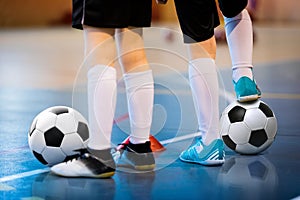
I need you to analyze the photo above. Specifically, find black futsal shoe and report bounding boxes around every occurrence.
[118,141,155,171]
[51,148,115,178]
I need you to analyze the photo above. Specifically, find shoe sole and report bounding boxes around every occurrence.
[117,150,156,171]
[135,164,156,171]
[95,171,115,178]
[179,156,225,166]
[51,171,115,178]
[117,163,156,171]
[238,94,261,102]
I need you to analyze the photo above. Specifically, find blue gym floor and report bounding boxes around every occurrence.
[1,26,300,200]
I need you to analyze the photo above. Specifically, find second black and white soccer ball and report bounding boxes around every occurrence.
[28,106,89,166]
[220,100,277,155]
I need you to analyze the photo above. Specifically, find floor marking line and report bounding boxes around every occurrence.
[0,168,49,183]
[160,132,201,145]
[0,183,16,191]
[262,93,300,100]
[2,145,29,155]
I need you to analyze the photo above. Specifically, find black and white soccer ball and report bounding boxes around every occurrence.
[220,100,277,155]
[28,106,89,166]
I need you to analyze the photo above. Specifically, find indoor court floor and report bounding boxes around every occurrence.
[1,23,300,200]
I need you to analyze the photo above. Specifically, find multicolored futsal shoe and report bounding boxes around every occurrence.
[50,149,115,178]
[118,141,155,171]
[233,76,262,102]
[179,139,225,166]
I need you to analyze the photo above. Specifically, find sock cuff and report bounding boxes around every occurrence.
[224,9,250,23]
[87,64,116,81]
[232,63,253,70]
[189,58,217,78]
[123,70,154,90]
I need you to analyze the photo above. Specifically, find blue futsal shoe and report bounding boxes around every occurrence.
[179,139,225,166]
[233,76,262,102]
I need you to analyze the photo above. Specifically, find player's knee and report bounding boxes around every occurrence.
[218,0,248,18]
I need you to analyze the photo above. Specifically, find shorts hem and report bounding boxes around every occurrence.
[72,22,151,30]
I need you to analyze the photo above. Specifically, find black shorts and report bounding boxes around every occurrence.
[174,0,220,43]
[218,0,248,18]
[72,0,152,30]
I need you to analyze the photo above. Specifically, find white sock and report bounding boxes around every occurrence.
[189,58,220,146]
[224,9,254,82]
[87,65,117,150]
[123,70,154,144]
[232,68,253,82]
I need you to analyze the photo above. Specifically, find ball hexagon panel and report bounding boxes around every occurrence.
[42,147,67,166]
[265,117,277,139]
[29,129,46,153]
[228,122,252,145]
[35,112,57,132]
[44,127,65,147]
[60,134,86,155]
[243,109,267,130]
[56,113,78,134]
[77,122,89,142]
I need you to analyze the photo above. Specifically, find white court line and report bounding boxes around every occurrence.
[0,131,202,183]
[160,132,202,145]
[0,168,50,183]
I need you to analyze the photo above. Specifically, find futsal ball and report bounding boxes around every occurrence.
[220,100,277,155]
[28,106,89,166]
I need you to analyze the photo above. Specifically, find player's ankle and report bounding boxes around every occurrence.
[87,147,116,169]
[232,67,253,82]
[127,141,152,153]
